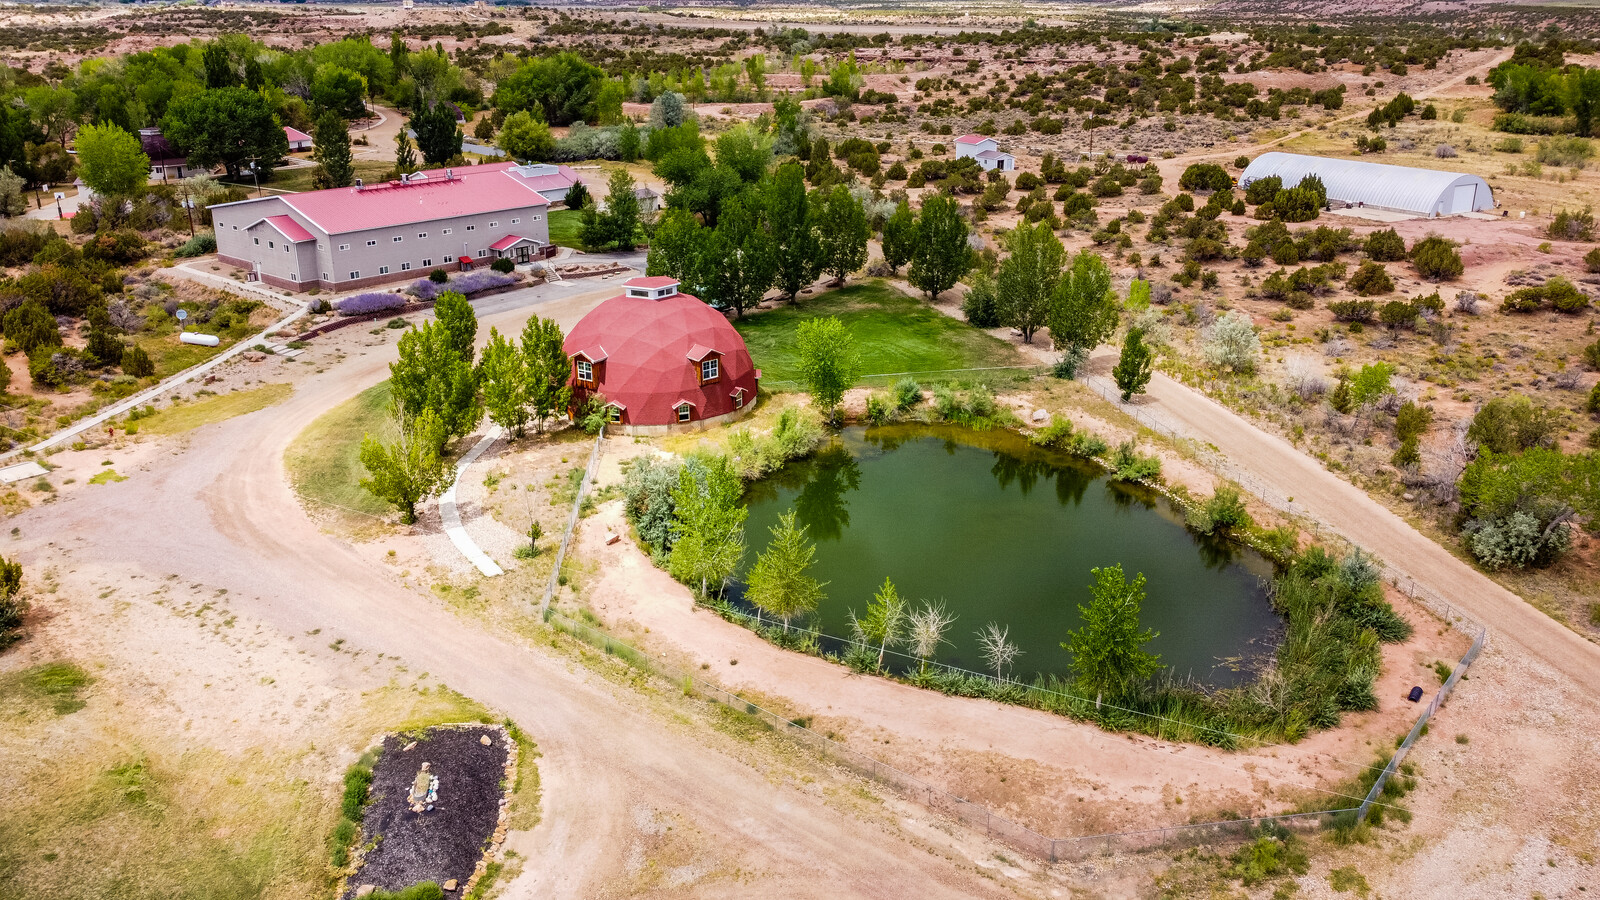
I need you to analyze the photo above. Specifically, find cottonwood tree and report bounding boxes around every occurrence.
[645,208,706,293]
[907,193,973,302]
[1113,328,1153,401]
[479,327,530,438]
[745,510,826,631]
[521,316,571,432]
[667,456,747,598]
[433,290,477,364]
[75,123,150,197]
[851,576,907,671]
[1061,564,1161,708]
[795,316,858,422]
[311,111,354,188]
[812,184,869,287]
[977,622,1023,682]
[701,196,775,318]
[390,320,480,442]
[162,87,289,179]
[497,110,555,163]
[880,199,917,274]
[359,406,450,524]
[766,162,819,301]
[1047,249,1117,353]
[996,221,1065,343]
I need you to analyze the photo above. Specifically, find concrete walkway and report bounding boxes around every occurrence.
[440,425,505,577]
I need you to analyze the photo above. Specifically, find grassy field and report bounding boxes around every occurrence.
[0,659,510,900]
[140,383,293,436]
[734,280,1027,389]
[283,381,395,526]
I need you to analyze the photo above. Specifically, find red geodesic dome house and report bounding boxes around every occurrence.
[564,276,760,433]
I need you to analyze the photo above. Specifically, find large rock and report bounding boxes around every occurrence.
[1031,408,1049,424]
[355,886,375,898]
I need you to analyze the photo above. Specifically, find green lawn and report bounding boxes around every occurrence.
[547,208,585,249]
[283,381,396,525]
[734,280,1027,389]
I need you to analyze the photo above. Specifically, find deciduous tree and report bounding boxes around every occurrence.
[1113,328,1154,401]
[75,123,150,197]
[1046,249,1116,352]
[479,327,530,438]
[1061,564,1161,707]
[795,316,858,420]
[812,184,869,287]
[667,455,747,598]
[162,87,289,179]
[765,162,819,301]
[745,510,826,631]
[520,316,571,432]
[496,110,554,163]
[359,406,449,525]
[390,320,480,442]
[700,195,775,318]
[851,576,907,671]
[311,111,354,188]
[996,221,1064,343]
[907,193,973,302]
[880,199,916,274]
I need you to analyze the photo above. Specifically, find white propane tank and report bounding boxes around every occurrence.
[179,332,221,347]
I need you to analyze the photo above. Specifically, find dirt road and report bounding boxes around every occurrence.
[12,284,1036,899]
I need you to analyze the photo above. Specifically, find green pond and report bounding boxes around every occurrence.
[734,425,1281,687]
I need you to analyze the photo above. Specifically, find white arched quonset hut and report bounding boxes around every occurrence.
[1239,151,1495,217]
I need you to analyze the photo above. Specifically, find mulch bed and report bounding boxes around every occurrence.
[346,725,508,897]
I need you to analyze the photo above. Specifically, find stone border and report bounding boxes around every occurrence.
[336,722,521,898]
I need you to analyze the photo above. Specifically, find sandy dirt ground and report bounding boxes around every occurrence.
[5,281,1079,900]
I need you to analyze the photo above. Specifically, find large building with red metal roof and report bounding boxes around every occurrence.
[208,161,582,292]
[564,277,760,434]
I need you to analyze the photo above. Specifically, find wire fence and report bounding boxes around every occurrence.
[529,383,1488,862]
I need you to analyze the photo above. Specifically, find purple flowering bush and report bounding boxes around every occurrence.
[408,278,441,300]
[450,271,517,295]
[337,292,408,316]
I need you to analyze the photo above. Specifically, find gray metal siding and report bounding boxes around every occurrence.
[213,197,295,269]
[211,197,551,289]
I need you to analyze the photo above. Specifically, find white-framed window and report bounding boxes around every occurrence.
[401,261,412,271]
[700,358,719,382]
[349,270,360,279]
[465,224,476,232]
[476,249,488,258]
[511,218,520,224]
[607,406,621,423]
[378,265,389,274]
[232,224,239,230]
[366,239,378,247]
[531,214,543,222]
[392,236,403,243]
[733,391,744,409]
[418,232,427,239]
[575,359,593,383]
[339,243,350,251]
[317,242,325,250]
[677,404,692,423]
[290,272,297,280]
[284,245,290,253]
[253,237,260,245]
[488,221,498,228]
[422,258,433,267]
[442,228,452,235]
[322,272,330,280]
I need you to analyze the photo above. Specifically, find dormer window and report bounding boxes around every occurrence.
[677,404,692,423]
[700,358,719,383]
[575,359,593,384]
